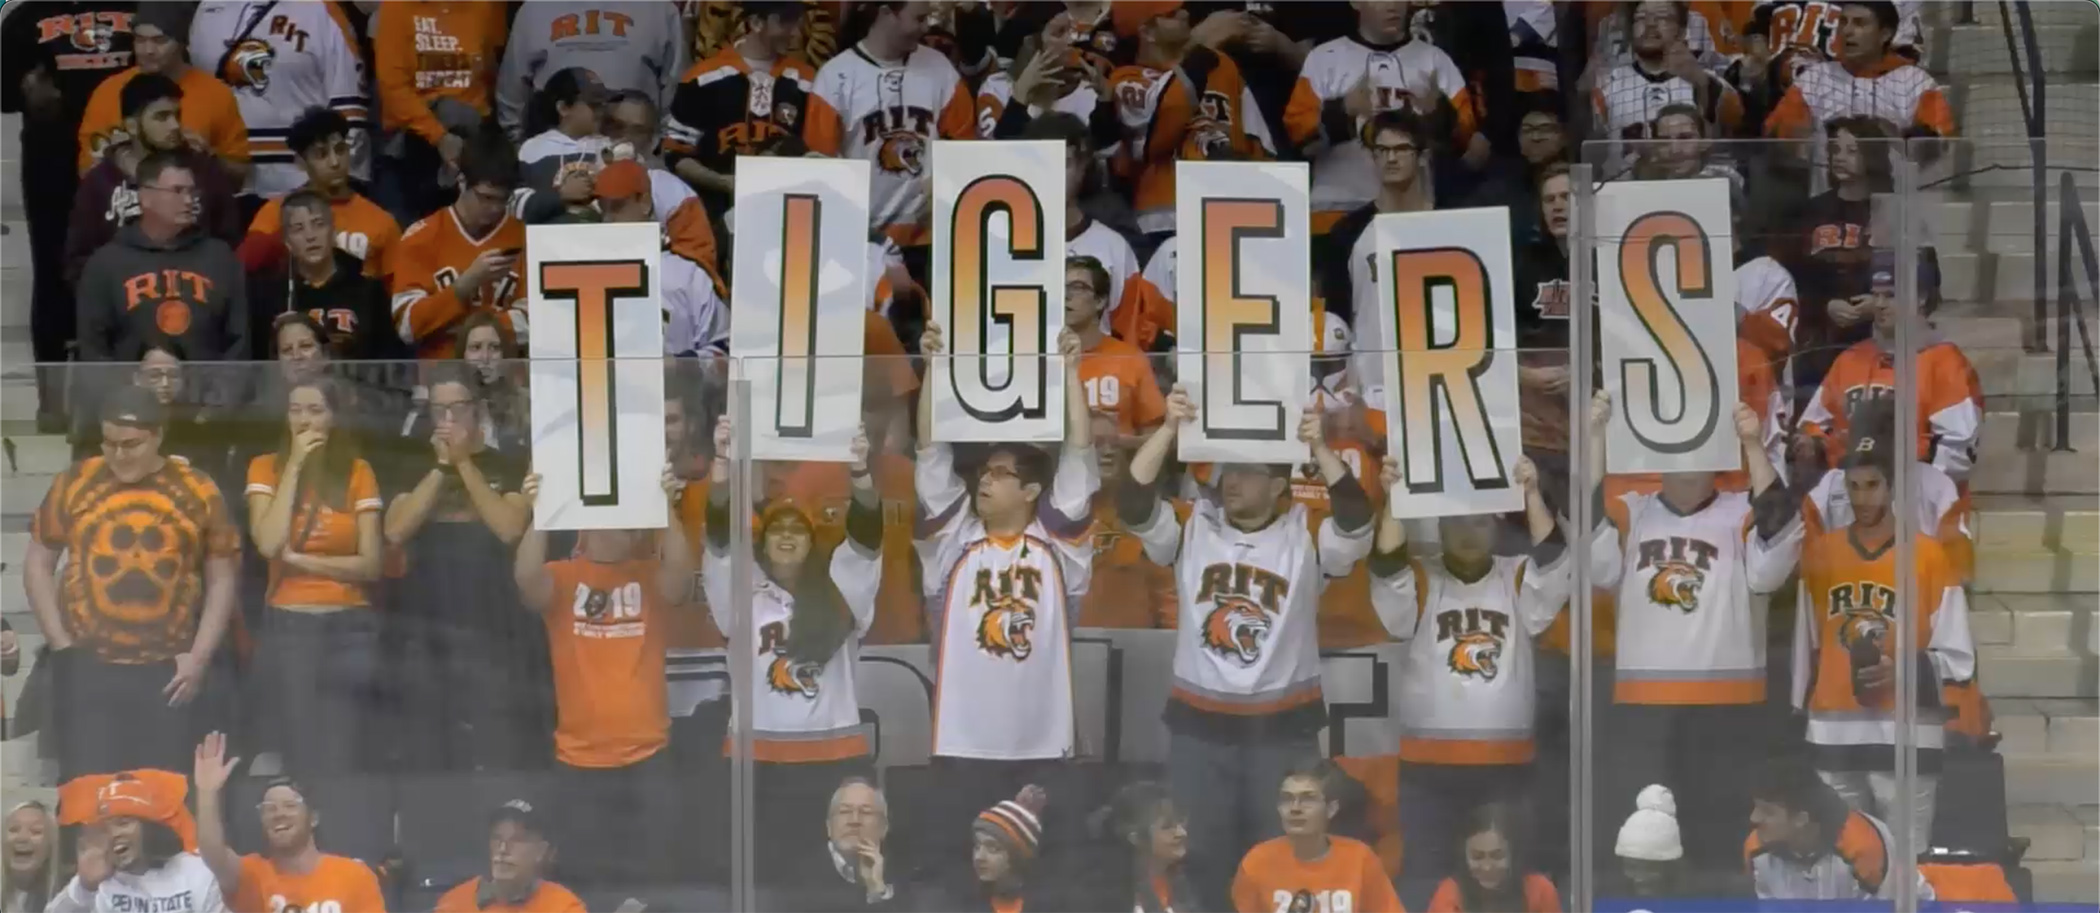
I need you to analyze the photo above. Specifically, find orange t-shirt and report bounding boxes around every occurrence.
[1078,336,1167,433]
[1080,495,1180,629]
[245,192,403,277]
[433,877,586,913]
[1231,835,1406,913]
[542,558,671,768]
[246,456,383,609]
[77,66,250,173]
[767,454,925,644]
[1425,873,1560,912]
[231,853,387,913]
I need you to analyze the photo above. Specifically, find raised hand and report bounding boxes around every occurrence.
[1163,384,1196,425]
[75,825,113,890]
[920,321,945,357]
[291,428,326,463]
[1297,409,1327,451]
[713,415,734,462]
[1513,455,1538,492]
[1733,402,1763,445]
[1379,454,1403,493]
[1058,328,1082,361]
[1589,389,1614,431]
[194,731,241,794]
[659,464,685,499]
[522,472,542,505]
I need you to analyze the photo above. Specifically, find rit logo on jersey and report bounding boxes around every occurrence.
[1828,581,1896,645]
[1436,607,1510,682]
[121,270,218,338]
[860,98,933,175]
[971,565,1042,660]
[1636,537,1717,612]
[758,620,823,698]
[1195,563,1287,666]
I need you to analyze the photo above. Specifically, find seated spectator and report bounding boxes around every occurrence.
[1229,762,1403,913]
[2,801,59,913]
[514,68,611,224]
[46,774,220,913]
[1108,1,1263,241]
[75,2,248,178]
[595,160,730,356]
[433,801,586,913]
[1452,90,1569,213]
[382,366,541,773]
[1630,104,1744,193]
[129,339,234,482]
[191,734,386,913]
[452,311,532,456]
[1514,164,1575,503]
[1746,761,1929,901]
[763,777,921,910]
[1764,1,1952,149]
[663,1,814,218]
[372,0,510,224]
[250,192,403,363]
[1424,804,1561,913]
[65,73,243,291]
[1591,1,1742,161]
[597,90,710,250]
[495,2,685,145]
[952,786,1053,913]
[238,108,403,278]
[29,387,240,784]
[1612,785,1686,899]
[389,130,529,358]
[244,377,386,777]
[515,465,692,887]
[1086,780,1196,913]
[1794,274,1982,485]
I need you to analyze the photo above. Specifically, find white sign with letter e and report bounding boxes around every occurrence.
[527,221,668,530]
[1597,178,1740,473]
[1174,160,1312,465]
[730,156,870,461]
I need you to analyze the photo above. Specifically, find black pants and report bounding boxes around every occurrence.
[53,650,196,783]
[382,609,551,773]
[20,132,80,422]
[1395,762,1534,911]
[1596,702,1776,883]
[553,750,678,888]
[753,757,874,889]
[252,608,381,777]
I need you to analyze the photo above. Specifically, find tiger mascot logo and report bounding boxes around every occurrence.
[221,38,274,93]
[1447,631,1503,681]
[875,131,925,176]
[1647,560,1705,612]
[765,653,823,698]
[976,595,1035,660]
[1837,610,1890,651]
[1199,596,1271,666]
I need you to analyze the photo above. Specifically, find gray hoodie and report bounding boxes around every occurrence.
[76,222,248,365]
[495,2,685,142]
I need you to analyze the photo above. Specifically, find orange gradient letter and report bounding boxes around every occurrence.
[948,175,1048,422]
[1200,198,1286,441]
[775,194,821,437]
[1388,248,1508,494]
[1618,212,1721,453]
[539,259,649,505]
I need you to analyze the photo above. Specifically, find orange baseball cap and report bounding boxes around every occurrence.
[1113,0,1185,38]
[593,159,651,202]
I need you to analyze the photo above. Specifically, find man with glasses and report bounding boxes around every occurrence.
[389,130,530,358]
[192,733,387,913]
[1318,108,1439,329]
[65,73,243,293]
[24,386,241,788]
[75,150,250,373]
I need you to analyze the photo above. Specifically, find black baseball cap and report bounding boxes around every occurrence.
[1841,432,1895,476]
[133,2,194,40]
[100,386,167,431]
[488,799,548,839]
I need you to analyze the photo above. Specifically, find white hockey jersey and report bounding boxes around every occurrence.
[1371,549,1570,764]
[805,44,977,247]
[973,70,1098,139]
[917,441,1099,760]
[1129,495,1370,718]
[704,522,879,762]
[662,248,729,356]
[190,0,369,197]
[1736,255,1800,359]
[1593,489,1803,705]
[1285,36,1469,219]
[1143,235,1178,308]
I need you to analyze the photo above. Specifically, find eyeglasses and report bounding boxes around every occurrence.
[141,183,200,200]
[1370,143,1417,159]
[979,465,1021,482]
[100,435,153,456]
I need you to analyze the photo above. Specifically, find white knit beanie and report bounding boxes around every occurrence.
[1614,784,1684,862]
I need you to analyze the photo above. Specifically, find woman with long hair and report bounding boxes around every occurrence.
[517,67,610,222]
[244,377,384,777]
[46,774,220,913]
[1426,804,1561,913]
[127,338,231,481]
[453,312,529,455]
[954,785,1052,913]
[700,415,883,887]
[1,802,57,913]
[1088,781,1194,913]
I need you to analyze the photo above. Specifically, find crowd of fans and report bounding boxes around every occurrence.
[1,0,2022,911]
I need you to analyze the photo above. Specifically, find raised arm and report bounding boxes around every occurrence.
[191,733,246,896]
[454,447,530,546]
[914,322,968,528]
[656,465,693,604]
[1122,386,1193,568]
[1512,456,1573,637]
[1736,403,1780,497]
[1125,384,1186,488]
[1060,330,1092,453]
[513,473,554,611]
[1367,454,1425,641]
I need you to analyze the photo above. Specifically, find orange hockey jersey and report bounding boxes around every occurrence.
[1077,336,1167,434]
[77,66,250,173]
[1109,47,1258,234]
[387,206,528,357]
[1797,338,1983,483]
[373,1,509,145]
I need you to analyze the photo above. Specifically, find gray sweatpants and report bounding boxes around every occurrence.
[1167,727,1321,910]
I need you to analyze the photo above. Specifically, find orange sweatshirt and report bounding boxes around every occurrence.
[374,2,508,145]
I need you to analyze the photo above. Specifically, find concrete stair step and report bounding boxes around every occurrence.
[1927,197,2100,254]
[1971,412,2100,495]
[1938,21,2100,78]
[1967,347,2100,400]
[1970,593,2095,654]
[1970,547,2100,594]
[1981,646,2098,698]
[2029,859,2100,905]
[2005,753,2100,808]
[2007,803,2097,862]
[1993,698,2100,756]
[1952,82,2100,141]
[1972,499,2100,551]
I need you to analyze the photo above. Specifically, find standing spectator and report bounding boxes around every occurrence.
[804,0,976,283]
[76,2,249,178]
[595,160,732,356]
[497,2,686,144]
[949,786,1054,913]
[432,801,586,913]
[1229,763,1404,913]
[27,387,240,783]
[1028,115,1168,349]
[1119,389,1375,907]
[1078,414,1180,631]
[2,0,137,432]
[1368,456,1567,906]
[1286,0,1477,235]
[248,191,403,363]
[1745,762,1925,901]
[1185,2,1351,145]
[75,150,250,367]
[1,800,59,913]
[1424,804,1561,913]
[371,0,509,223]
[1764,1,1952,146]
[1590,1,1741,158]
[913,323,1096,839]
[514,466,692,887]
[1513,164,1575,509]
[382,366,540,772]
[514,68,610,224]
[244,378,386,777]
[975,21,1116,144]
[239,108,403,279]
[191,734,386,913]
[1612,785,1686,899]
[1107,1,1261,241]
[46,774,223,913]
[129,339,234,484]
[1781,116,1893,397]
[1065,258,1167,435]
[189,0,370,200]
[702,417,884,887]
[1795,281,1982,485]
[1321,109,1439,328]
[388,131,529,358]
[65,74,244,291]
[662,1,813,220]
[1085,781,1197,913]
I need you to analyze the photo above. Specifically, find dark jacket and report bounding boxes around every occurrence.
[248,248,404,362]
[64,143,242,290]
[76,220,247,364]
